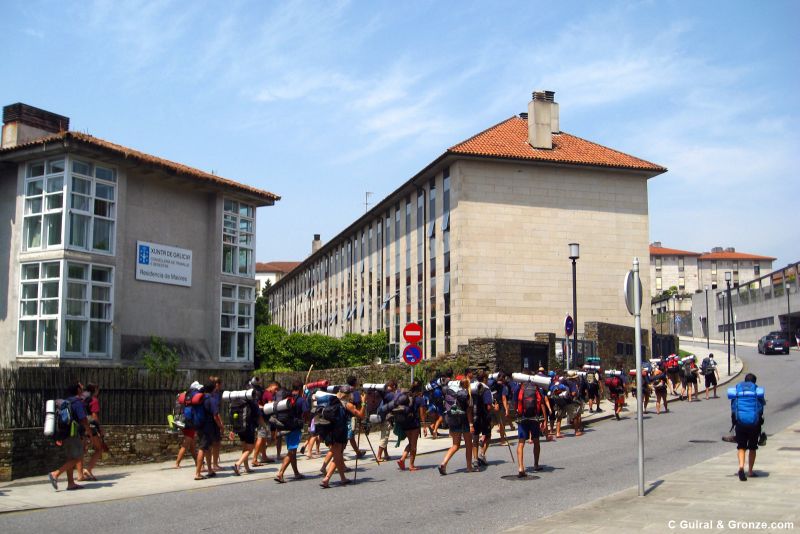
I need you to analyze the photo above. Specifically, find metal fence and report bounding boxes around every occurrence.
[0,367,253,430]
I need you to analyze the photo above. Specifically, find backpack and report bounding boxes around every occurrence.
[683,363,697,379]
[731,382,764,426]
[472,384,490,420]
[586,371,596,385]
[314,394,345,440]
[443,386,469,427]
[517,382,543,420]
[389,393,412,426]
[604,376,622,390]
[181,388,206,430]
[229,400,251,433]
[702,358,716,376]
[271,395,303,432]
[53,399,75,441]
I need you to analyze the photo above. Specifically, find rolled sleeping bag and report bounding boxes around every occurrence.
[424,377,448,392]
[582,364,600,371]
[262,398,292,415]
[44,399,56,437]
[511,373,551,388]
[605,370,623,377]
[179,391,205,406]
[222,389,257,403]
[649,359,662,365]
[447,380,463,391]
[727,386,765,400]
[368,414,382,424]
[489,372,501,381]
[629,369,637,376]
[362,383,386,392]
[470,382,489,393]
[326,385,345,393]
[679,355,696,365]
[306,380,329,390]
[577,371,587,378]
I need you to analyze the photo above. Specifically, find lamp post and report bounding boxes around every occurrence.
[704,285,710,349]
[569,243,580,370]
[672,294,677,336]
[725,272,732,376]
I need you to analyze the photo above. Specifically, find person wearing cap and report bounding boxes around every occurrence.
[700,353,720,399]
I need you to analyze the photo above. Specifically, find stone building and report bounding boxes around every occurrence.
[267,91,666,360]
[0,103,279,368]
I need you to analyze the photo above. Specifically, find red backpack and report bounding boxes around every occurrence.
[604,376,622,389]
[517,382,543,419]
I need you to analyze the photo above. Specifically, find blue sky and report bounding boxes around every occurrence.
[2,0,798,269]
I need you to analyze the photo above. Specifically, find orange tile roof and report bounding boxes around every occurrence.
[0,131,280,204]
[448,116,667,173]
[256,261,302,274]
[699,252,776,261]
[650,245,701,257]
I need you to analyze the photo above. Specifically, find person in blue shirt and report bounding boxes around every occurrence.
[732,373,766,481]
[320,389,365,488]
[472,371,495,467]
[195,381,224,481]
[397,380,427,471]
[275,381,309,483]
[49,382,92,491]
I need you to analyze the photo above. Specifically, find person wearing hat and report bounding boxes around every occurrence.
[564,370,584,436]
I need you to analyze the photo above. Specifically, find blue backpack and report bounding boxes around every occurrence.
[183,393,207,430]
[729,382,764,426]
[53,399,75,441]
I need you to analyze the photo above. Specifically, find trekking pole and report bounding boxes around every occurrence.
[361,422,381,464]
[353,422,362,484]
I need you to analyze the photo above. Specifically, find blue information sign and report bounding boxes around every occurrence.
[565,315,574,336]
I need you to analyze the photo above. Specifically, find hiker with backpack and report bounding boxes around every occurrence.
[253,381,281,466]
[665,355,681,396]
[651,369,669,414]
[274,380,310,483]
[375,380,398,462]
[563,370,584,436]
[345,376,367,459]
[77,383,106,482]
[550,375,570,438]
[175,381,202,469]
[49,382,93,491]
[194,380,224,481]
[423,372,448,439]
[396,380,427,471]
[228,378,265,476]
[604,370,625,420]
[701,353,720,399]
[437,378,475,475]
[489,371,511,445]
[516,370,545,477]
[207,376,225,472]
[319,388,365,488]
[584,366,603,413]
[682,358,699,402]
[730,373,766,481]
[472,371,495,467]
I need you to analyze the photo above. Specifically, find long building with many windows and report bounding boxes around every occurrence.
[267,91,667,360]
[0,103,279,368]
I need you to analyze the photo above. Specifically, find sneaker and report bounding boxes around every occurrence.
[517,471,527,478]
[478,456,488,466]
[437,465,447,476]
[738,469,747,482]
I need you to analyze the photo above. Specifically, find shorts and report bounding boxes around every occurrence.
[197,431,213,451]
[704,374,717,388]
[90,421,101,437]
[285,429,302,451]
[491,409,503,426]
[182,428,196,439]
[257,426,268,440]
[473,418,491,437]
[209,426,221,444]
[561,402,579,421]
[587,383,599,398]
[63,436,83,460]
[325,425,348,446]
[237,428,256,445]
[687,375,698,385]
[427,404,441,416]
[517,420,542,441]
[735,423,760,451]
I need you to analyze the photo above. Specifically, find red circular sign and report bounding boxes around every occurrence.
[403,344,423,366]
[403,323,423,344]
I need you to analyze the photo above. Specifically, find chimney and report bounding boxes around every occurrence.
[2,103,69,149]
[527,90,558,149]
[711,247,723,253]
[651,241,662,248]
[311,234,321,255]
[724,247,735,253]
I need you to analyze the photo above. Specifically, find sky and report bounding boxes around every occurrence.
[2,0,798,270]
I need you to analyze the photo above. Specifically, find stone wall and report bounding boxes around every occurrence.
[583,321,652,370]
[456,337,552,373]
[0,425,243,481]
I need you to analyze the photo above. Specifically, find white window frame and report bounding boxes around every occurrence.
[220,283,255,362]
[23,159,66,252]
[18,260,114,358]
[222,198,255,277]
[67,158,117,255]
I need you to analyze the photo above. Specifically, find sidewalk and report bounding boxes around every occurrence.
[0,353,741,514]
[506,417,800,533]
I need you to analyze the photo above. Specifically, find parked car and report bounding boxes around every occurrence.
[758,335,790,354]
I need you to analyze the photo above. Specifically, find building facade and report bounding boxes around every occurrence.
[0,103,279,368]
[255,261,301,293]
[268,91,666,360]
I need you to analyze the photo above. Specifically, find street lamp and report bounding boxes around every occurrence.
[672,294,677,336]
[704,285,710,349]
[725,271,733,376]
[569,243,580,369]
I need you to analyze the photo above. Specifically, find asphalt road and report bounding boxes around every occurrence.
[2,344,797,534]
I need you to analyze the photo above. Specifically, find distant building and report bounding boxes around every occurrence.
[0,103,279,368]
[267,91,667,360]
[255,261,301,293]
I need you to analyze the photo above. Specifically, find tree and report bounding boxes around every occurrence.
[255,281,272,326]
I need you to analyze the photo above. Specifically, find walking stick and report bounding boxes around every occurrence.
[353,422,362,484]
[361,422,381,464]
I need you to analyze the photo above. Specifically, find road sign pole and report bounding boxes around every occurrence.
[633,257,645,497]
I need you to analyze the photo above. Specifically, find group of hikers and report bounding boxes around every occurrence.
[47,350,764,490]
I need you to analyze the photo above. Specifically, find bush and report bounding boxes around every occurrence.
[254,326,390,371]
[141,336,180,377]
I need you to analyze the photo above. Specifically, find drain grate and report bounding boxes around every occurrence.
[778,447,800,451]
[689,440,716,443]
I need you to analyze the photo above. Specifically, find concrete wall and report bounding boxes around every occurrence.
[0,164,19,365]
[453,159,652,350]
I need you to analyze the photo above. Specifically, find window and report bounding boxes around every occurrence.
[754,264,761,277]
[678,276,685,290]
[655,276,662,291]
[19,260,113,357]
[429,177,436,356]
[654,257,662,270]
[443,168,451,354]
[220,284,254,361]
[678,256,684,272]
[23,159,65,251]
[68,159,116,254]
[222,199,255,276]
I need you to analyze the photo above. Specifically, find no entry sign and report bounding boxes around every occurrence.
[402,344,422,365]
[403,323,423,344]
